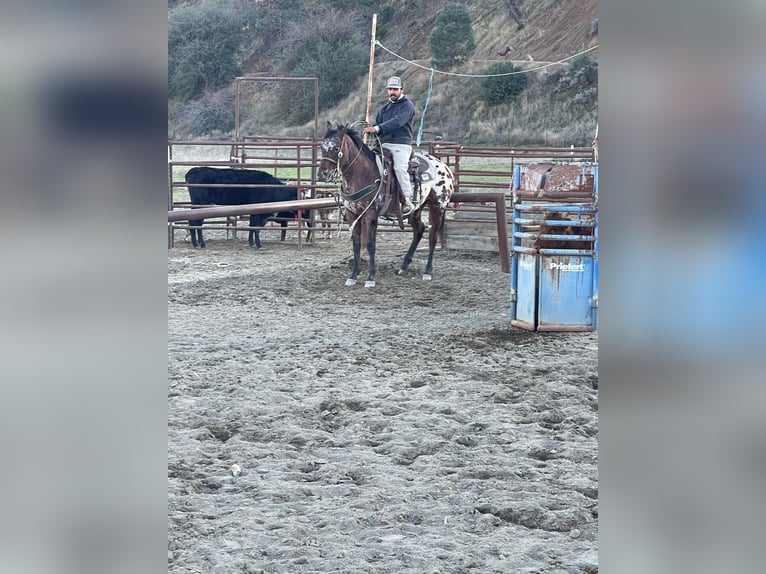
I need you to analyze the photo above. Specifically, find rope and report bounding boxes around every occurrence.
[375,41,598,77]
[348,179,383,235]
[373,41,598,148]
[415,68,434,147]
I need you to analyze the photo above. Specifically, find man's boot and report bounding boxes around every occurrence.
[402,197,415,216]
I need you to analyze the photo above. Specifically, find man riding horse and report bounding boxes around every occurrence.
[363,76,416,216]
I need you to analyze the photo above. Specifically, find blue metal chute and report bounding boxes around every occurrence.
[509,164,598,331]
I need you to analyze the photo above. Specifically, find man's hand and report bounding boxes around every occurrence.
[363,125,376,134]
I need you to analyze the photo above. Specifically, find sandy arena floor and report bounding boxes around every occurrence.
[168,228,598,573]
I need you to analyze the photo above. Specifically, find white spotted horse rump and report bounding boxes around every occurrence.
[411,152,454,209]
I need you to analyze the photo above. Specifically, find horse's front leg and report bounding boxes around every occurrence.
[364,215,378,287]
[346,230,362,286]
[365,237,376,288]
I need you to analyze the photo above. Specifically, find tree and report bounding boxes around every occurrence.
[479,62,528,105]
[168,6,242,102]
[428,3,476,69]
[272,13,369,125]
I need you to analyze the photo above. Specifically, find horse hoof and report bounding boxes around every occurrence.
[364,280,376,288]
[422,274,432,281]
[345,278,357,287]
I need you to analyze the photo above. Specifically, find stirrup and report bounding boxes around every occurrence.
[401,201,415,216]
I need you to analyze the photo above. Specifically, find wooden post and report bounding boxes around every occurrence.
[364,14,377,145]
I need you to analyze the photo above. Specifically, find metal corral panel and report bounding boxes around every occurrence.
[537,253,596,331]
[511,252,538,330]
[509,164,598,331]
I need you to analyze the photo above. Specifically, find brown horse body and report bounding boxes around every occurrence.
[318,122,455,287]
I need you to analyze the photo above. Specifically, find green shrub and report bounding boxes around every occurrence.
[168,6,242,102]
[376,5,395,39]
[553,54,598,106]
[428,2,476,69]
[479,63,528,105]
[555,54,598,92]
[272,13,369,125]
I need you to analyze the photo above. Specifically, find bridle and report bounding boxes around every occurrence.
[320,130,365,183]
[319,128,386,229]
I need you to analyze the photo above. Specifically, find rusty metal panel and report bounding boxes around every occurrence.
[518,163,595,193]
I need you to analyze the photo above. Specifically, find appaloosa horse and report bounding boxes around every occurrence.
[318,122,454,287]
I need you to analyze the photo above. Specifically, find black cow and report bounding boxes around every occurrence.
[184,167,310,248]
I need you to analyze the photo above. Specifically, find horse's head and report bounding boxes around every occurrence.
[318,122,346,183]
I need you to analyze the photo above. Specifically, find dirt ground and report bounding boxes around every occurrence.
[167,226,598,573]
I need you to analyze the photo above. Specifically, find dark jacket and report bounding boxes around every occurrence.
[375,95,416,145]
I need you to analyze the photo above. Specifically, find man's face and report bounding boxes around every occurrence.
[387,87,402,102]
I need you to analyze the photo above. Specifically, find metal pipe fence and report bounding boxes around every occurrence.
[168,138,594,271]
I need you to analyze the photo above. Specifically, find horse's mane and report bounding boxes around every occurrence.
[327,124,378,165]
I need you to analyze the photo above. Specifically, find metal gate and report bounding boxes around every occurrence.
[510,165,598,331]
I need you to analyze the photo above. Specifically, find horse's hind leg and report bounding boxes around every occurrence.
[398,214,426,275]
[422,205,446,280]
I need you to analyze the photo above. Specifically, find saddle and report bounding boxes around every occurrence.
[374,148,429,221]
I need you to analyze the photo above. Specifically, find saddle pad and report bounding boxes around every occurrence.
[376,150,438,185]
[408,153,430,175]
[411,152,438,183]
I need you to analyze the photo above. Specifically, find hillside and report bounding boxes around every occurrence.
[371,0,597,66]
[168,0,598,146]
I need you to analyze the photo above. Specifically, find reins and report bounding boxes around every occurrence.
[337,129,386,233]
[331,130,385,204]
[320,123,390,234]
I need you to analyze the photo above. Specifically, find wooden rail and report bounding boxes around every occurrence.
[450,191,509,273]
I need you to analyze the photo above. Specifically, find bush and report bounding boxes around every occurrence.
[170,89,236,138]
[572,87,597,106]
[168,6,242,102]
[552,54,598,105]
[555,54,598,92]
[272,13,369,125]
[428,3,476,69]
[479,63,528,106]
[376,5,395,39]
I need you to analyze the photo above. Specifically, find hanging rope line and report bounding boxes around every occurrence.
[415,68,434,147]
[372,41,598,147]
[375,41,598,77]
